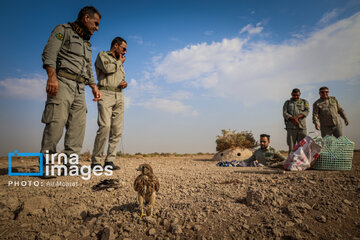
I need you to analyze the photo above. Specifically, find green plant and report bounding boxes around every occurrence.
[215,129,258,152]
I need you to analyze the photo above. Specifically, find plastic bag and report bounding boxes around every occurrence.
[284,133,323,171]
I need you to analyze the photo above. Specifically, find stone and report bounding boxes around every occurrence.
[285,221,295,227]
[21,196,51,217]
[161,219,169,226]
[65,203,87,219]
[49,235,61,240]
[144,216,157,225]
[172,225,182,235]
[80,228,90,237]
[246,187,265,206]
[148,228,156,236]
[343,199,352,206]
[316,215,327,223]
[171,218,179,224]
[193,225,201,231]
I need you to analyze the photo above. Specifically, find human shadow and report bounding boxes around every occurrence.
[0,167,40,176]
[0,168,8,175]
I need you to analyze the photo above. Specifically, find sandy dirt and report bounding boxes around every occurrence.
[0,152,359,240]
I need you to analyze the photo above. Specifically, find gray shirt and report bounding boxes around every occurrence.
[244,146,286,166]
[312,96,348,127]
[283,98,309,130]
[42,23,95,85]
[95,51,125,88]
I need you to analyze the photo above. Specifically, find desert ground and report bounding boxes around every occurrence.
[0,152,359,240]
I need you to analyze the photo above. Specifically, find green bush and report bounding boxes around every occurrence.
[216,129,258,152]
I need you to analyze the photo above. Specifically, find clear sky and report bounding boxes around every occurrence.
[0,0,359,156]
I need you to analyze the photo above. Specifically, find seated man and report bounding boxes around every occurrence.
[243,134,286,166]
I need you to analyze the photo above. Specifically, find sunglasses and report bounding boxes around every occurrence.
[320,91,329,94]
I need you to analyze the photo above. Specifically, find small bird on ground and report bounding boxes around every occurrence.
[134,163,160,217]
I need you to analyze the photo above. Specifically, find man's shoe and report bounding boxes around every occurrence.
[91,163,102,170]
[104,162,120,170]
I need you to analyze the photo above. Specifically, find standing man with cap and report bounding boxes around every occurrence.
[91,37,127,170]
[41,6,101,159]
[283,88,309,152]
[313,86,349,137]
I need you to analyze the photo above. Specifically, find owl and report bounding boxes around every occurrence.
[134,163,160,217]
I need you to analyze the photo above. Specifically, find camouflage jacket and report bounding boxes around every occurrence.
[283,98,309,130]
[42,23,95,85]
[312,96,348,127]
[244,146,286,166]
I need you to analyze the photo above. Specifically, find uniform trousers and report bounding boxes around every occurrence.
[286,129,307,153]
[320,125,342,138]
[92,90,124,164]
[41,77,86,156]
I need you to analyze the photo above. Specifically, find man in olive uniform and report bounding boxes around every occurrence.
[91,37,128,170]
[41,6,101,158]
[313,86,349,137]
[243,134,286,166]
[283,88,309,153]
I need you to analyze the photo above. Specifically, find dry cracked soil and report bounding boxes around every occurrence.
[0,152,359,240]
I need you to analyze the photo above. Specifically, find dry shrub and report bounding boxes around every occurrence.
[216,129,258,152]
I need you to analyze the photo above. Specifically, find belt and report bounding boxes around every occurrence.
[57,69,86,83]
[98,86,122,92]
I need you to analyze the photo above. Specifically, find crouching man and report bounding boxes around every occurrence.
[243,134,286,167]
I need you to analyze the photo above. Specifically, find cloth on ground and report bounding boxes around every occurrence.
[216,160,264,167]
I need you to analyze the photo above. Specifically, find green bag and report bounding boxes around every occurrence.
[313,136,355,170]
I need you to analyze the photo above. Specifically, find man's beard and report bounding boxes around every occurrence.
[114,51,120,60]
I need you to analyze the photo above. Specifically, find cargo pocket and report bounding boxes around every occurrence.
[41,99,61,123]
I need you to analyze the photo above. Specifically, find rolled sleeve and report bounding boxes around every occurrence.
[274,151,286,161]
[42,25,65,69]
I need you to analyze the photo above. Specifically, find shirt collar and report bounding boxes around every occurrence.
[106,51,117,60]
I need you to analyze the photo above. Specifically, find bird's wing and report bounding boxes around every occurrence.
[134,175,144,192]
[153,175,160,192]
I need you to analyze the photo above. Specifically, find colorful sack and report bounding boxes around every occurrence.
[284,133,323,171]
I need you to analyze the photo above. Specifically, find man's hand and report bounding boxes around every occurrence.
[293,116,300,126]
[119,80,127,89]
[289,117,299,126]
[345,119,349,126]
[45,66,58,97]
[120,55,126,64]
[315,124,320,130]
[90,84,101,101]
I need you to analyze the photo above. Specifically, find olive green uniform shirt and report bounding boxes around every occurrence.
[312,96,348,127]
[283,98,309,130]
[42,23,95,85]
[95,51,125,88]
[245,146,286,166]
